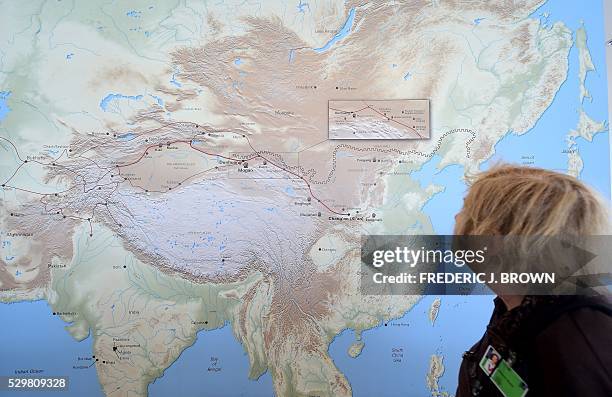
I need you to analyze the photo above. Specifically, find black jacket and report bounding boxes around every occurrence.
[456,295,612,397]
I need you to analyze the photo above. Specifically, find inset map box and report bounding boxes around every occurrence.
[328,99,430,140]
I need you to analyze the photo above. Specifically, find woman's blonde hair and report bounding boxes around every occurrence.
[454,164,610,236]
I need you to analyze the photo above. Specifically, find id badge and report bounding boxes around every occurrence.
[480,345,528,397]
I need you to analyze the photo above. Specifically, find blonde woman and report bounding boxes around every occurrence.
[454,165,612,397]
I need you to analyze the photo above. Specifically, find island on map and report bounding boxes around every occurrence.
[328,99,430,140]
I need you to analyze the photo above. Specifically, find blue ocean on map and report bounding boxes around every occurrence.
[483,0,609,197]
[412,158,467,235]
[149,326,274,396]
[329,296,493,396]
[0,301,104,397]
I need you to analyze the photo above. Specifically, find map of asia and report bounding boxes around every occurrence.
[0,1,609,396]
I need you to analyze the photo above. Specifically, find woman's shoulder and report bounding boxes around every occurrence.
[537,299,612,342]
[529,296,612,396]
[533,295,611,352]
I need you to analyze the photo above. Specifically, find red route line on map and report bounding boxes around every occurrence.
[115,137,349,216]
[1,124,351,216]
